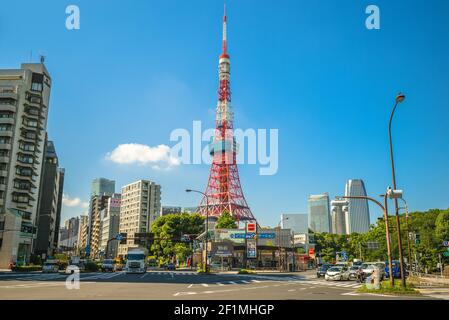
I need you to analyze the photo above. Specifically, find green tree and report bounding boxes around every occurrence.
[215,210,237,229]
[150,213,204,265]
[435,209,449,242]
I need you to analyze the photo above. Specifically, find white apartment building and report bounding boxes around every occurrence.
[77,215,89,252]
[118,180,161,257]
[99,194,121,258]
[0,62,52,268]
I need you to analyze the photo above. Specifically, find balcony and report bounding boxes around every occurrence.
[0,118,14,125]
[0,170,7,177]
[0,156,10,164]
[0,104,16,113]
[0,130,12,137]
[0,92,18,100]
[0,143,11,150]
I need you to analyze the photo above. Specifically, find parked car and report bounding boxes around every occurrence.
[385,260,401,279]
[42,261,60,273]
[65,261,86,274]
[316,264,332,278]
[348,265,360,280]
[360,263,385,280]
[325,266,350,281]
[101,259,116,272]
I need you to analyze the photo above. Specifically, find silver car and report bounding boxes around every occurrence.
[325,266,350,281]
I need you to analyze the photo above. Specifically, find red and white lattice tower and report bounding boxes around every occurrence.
[197,6,256,222]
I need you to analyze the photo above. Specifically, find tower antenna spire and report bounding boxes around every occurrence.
[222,3,227,54]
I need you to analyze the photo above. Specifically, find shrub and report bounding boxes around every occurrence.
[15,265,42,272]
[238,269,255,274]
[84,262,99,272]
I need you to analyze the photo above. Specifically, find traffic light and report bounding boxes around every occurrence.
[415,234,420,244]
[119,233,127,244]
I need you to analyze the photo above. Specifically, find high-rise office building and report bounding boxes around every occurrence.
[100,194,121,258]
[87,177,115,257]
[0,62,52,268]
[280,213,308,234]
[118,180,161,257]
[34,138,65,258]
[308,193,331,233]
[91,178,115,197]
[344,179,370,233]
[330,199,349,235]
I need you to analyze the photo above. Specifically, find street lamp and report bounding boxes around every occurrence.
[186,189,209,273]
[388,92,407,287]
[277,217,289,272]
[338,190,395,287]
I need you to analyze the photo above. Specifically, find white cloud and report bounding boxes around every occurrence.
[62,194,89,208]
[106,143,180,170]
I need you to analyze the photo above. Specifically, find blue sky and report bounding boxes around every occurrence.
[1,0,448,227]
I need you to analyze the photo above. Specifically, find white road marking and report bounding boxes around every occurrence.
[201,283,209,287]
[140,273,148,279]
[187,284,193,288]
[216,282,225,286]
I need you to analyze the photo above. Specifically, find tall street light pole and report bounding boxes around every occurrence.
[388,92,407,287]
[186,189,209,273]
[399,198,412,271]
[340,193,395,287]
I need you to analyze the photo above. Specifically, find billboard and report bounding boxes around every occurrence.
[247,239,257,259]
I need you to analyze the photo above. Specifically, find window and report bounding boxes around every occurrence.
[0,125,11,131]
[18,155,34,164]
[23,131,37,140]
[0,150,9,157]
[0,163,7,170]
[0,137,10,144]
[25,107,39,116]
[0,98,16,106]
[13,194,29,204]
[19,142,35,151]
[16,167,33,176]
[14,180,31,191]
[0,112,13,118]
[23,119,38,127]
[30,73,44,92]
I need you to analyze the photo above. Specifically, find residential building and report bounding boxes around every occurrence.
[308,193,331,233]
[34,138,65,259]
[99,194,121,258]
[344,179,370,233]
[118,180,161,257]
[77,215,88,253]
[58,217,79,253]
[0,62,52,268]
[330,199,348,235]
[161,206,182,216]
[88,194,111,258]
[280,213,308,234]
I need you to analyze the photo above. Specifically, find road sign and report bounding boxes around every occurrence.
[246,223,257,233]
[341,251,348,261]
[443,252,449,258]
[247,239,257,259]
[443,240,449,247]
[85,245,91,256]
[308,248,315,256]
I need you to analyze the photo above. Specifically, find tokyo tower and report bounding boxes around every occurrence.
[197,6,256,222]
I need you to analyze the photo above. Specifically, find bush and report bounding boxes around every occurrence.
[84,262,99,272]
[238,269,256,274]
[357,280,420,295]
[15,265,42,272]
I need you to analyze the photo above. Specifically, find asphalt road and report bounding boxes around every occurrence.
[0,270,441,300]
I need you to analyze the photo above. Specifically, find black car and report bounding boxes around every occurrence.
[317,264,332,278]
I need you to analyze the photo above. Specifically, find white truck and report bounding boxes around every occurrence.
[125,249,147,274]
